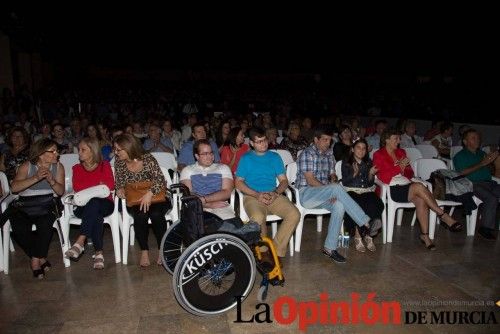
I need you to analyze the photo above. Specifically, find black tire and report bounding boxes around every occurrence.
[160,221,184,274]
[172,233,256,316]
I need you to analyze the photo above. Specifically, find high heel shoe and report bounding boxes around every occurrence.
[438,212,463,232]
[419,233,436,251]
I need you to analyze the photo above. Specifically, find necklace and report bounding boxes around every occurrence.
[83,162,98,170]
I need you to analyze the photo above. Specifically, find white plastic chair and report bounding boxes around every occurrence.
[60,167,122,267]
[286,162,330,252]
[120,166,179,264]
[415,158,481,236]
[416,144,438,159]
[0,171,11,272]
[59,154,80,192]
[276,136,284,144]
[270,149,294,167]
[151,152,179,183]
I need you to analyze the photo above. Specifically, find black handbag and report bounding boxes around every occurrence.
[11,194,63,217]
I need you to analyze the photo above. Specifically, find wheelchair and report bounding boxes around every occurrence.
[160,184,285,316]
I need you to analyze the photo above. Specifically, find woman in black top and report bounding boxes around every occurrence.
[333,124,353,162]
[341,139,384,252]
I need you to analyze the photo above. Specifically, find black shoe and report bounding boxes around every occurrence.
[32,268,44,279]
[41,260,52,272]
[478,227,496,240]
[441,221,463,232]
[322,249,346,263]
[368,218,382,236]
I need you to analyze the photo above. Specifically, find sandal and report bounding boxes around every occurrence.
[65,243,84,261]
[419,233,436,251]
[93,253,104,270]
[354,237,366,252]
[364,236,376,252]
[438,212,463,232]
[40,260,52,272]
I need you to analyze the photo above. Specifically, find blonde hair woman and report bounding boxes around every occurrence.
[65,137,115,269]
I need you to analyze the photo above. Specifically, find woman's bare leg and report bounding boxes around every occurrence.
[409,183,457,226]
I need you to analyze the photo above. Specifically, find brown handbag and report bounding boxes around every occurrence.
[125,181,167,207]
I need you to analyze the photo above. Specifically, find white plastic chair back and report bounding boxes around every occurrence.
[404,147,423,164]
[152,152,178,183]
[296,150,303,161]
[416,144,438,159]
[0,171,9,195]
[271,149,294,167]
[276,136,284,144]
[286,162,297,185]
[335,161,342,181]
[59,154,80,192]
[244,137,250,145]
[415,158,447,180]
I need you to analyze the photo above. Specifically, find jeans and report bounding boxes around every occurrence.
[299,184,370,250]
[473,181,500,230]
[74,198,114,252]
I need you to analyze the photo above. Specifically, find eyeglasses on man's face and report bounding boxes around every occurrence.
[252,137,268,145]
[198,151,214,156]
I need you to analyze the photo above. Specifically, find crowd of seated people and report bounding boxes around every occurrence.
[1,88,500,279]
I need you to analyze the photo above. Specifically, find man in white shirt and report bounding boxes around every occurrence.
[180,139,235,220]
[400,120,423,148]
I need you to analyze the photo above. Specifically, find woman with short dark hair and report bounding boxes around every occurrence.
[10,138,65,278]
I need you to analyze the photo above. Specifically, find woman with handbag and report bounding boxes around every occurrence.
[65,138,115,269]
[10,138,65,278]
[373,128,463,251]
[341,139,384,252]
[113,134,170,267]
[220,127,249,175]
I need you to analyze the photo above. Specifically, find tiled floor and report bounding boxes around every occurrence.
[1,210,500,333]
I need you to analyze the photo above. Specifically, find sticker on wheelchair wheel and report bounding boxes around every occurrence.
[181,241,229,285]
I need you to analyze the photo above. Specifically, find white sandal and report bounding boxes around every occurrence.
[354,237,366,252]
[93,253,104,270]
[65,243,84,261]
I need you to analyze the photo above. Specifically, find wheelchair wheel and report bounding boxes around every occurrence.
[160,221,185,274]
[172,233,256,316]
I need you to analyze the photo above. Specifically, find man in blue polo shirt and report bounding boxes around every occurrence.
[235,127,299,259]
[453,129,500,240]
